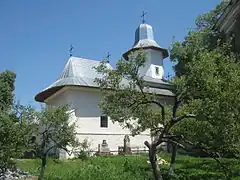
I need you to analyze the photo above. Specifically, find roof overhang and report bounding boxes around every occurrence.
[35,86,64,102]
[35,81,174,103]
[123,46,169,60]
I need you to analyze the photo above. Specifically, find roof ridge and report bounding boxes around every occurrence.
[69,56,101,63]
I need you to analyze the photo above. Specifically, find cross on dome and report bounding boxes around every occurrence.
[141,11,147,24]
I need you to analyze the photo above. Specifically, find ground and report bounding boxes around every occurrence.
[16,153,240,180]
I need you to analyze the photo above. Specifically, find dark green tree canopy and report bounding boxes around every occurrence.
[170,1,229,76]
[0,70,16,111]
[170,1,240,158]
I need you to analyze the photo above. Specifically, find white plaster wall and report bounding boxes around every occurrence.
[137,49,164,79]
[75,134,150,153]
[47,87,151,158]
[46,90,70,107]
[148,49,163,66]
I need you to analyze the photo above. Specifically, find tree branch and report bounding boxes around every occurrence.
[163,134,184,139]
[45,145,57,155]
[173,114,196,123]
[144,141,151,149]
[172,97,181,118]
[162,139,185,149]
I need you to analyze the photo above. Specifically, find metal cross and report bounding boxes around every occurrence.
[166,72,172,81]
[69,44,74,57]
[105,52,111,62]
[141,11,147,24]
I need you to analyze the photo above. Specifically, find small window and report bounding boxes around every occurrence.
[155,66,159,75]
[100,116,108,128]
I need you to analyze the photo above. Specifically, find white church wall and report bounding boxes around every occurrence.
[75,134,150,154]
[46,86,151,158]
[137,50,151,77]
[148,49,163,66]
[134,49,164,79]
[45,87,70,107]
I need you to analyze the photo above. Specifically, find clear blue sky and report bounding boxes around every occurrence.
[0,0,222,109]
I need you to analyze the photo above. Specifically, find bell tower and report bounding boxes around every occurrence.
[123,22,168,80]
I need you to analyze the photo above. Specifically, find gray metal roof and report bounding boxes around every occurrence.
[123,23,169,60]
[48,57,112,89]
[35,57,174,102]
[134,24,161,48]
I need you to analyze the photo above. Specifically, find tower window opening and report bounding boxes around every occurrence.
[155,66,159,75]
[100,116,108,128]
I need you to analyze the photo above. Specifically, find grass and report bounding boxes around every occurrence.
[16,153,240,180]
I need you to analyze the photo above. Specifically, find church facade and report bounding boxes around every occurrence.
[35,22,174,158]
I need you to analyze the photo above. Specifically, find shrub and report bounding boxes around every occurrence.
[74,139,91,160]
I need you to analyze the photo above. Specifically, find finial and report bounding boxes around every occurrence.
[104,52,111,63]
[69,44,74,57]
[166,72,172,81]
[141,11,147,24]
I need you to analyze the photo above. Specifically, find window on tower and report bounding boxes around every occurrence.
[100,116,108,128]
[155,66,160,75]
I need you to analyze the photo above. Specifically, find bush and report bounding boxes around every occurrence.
[74,139,91,160]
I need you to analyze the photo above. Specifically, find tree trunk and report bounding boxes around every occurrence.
[167,142,171,153]
[38,155,47,180]
[149,147,164,180]
[169,143,177,175]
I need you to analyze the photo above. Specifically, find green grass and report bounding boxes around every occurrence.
[16,154,240,180]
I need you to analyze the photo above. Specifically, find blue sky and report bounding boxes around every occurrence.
[0,0,222,109]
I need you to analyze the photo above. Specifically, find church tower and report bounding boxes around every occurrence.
[123,22,168,80]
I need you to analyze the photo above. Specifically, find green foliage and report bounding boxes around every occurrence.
[74,139,91,160]
[0,70,16,111]
[94,1,239,179]
[31,105,78,180]
[172,44,240,157]
[0,70,35,171]
[0,105,35,166]
[195,1,228,30]
[170,1,240,159]
[170,1,229,76]
[95,51,166,134]
[32,105,78,158]
[16,155,240,180]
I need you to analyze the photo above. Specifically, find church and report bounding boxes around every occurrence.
[35,20,174,158]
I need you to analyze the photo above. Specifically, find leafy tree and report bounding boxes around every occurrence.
[170,43,240,179]
[170,0,240,158]
[0,104,35,171]
[95,46,239,180]
[31,106,78,180]
[0,70,16,111]
[169,1,240,178]
[171,1,229,76]
[0,70,34,171]
[95,52,195,180]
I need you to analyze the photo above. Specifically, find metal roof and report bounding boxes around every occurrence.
[35,57,174,102]
[123,23,169,60]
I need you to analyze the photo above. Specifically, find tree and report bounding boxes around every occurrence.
[168,1,240,178]
[171,1,229,76]
[0,70,16,111]
[0,104,35,171]
[170,43,240,179]
[31,106,78,180]
[95,52,195,180]
[95,2,240,179]
[170,0,240,158]
[0,70,34,171]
